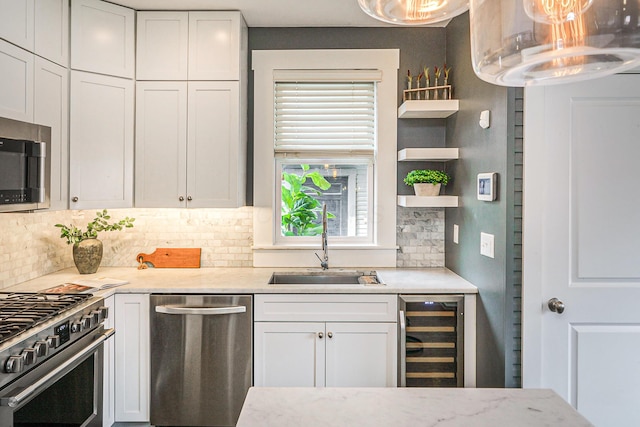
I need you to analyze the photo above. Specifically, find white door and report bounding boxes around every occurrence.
[254,322,325,387]
[325,322,397,387]
[523,73,640,427]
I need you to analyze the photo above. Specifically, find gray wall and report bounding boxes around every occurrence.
[248,27,447,204]
[444,13,513,388]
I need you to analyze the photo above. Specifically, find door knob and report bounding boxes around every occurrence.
[187,196,192,201]
[179,196,184,201]
[318,332,324,339]
[548,298,565,314]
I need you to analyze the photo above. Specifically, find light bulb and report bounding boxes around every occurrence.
[523,0,594,24]
[358,0,469,25]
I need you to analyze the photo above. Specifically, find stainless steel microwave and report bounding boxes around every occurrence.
[0,117,51,212]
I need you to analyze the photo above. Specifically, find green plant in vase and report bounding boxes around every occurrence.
[56,209,135,274]
[404,169,450,196]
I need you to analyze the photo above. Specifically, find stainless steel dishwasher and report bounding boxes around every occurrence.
[150,294,252,427]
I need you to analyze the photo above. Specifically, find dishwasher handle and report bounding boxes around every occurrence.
[155,305,246,316]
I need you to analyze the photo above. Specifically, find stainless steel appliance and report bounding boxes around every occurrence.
[150,294,252,427]
[0,117,51,212]
[398,295,464,387]
[0,292,113,426]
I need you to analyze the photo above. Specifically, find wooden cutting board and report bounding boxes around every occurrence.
[137,248,201,268]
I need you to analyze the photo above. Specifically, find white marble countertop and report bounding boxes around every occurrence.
[236,387,593,427]
[6,266,477,295]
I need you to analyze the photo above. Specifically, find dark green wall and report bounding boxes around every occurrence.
[444,13,512,387]
[247,24,518,388]
[247,27,447,204]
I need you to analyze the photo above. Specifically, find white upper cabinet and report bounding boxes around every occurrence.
[34,0,69,67]
[187,81,244,207]
[69,71,134,209]
[0,0,34,51]
[136,12,189,80]
[34,57,69,210]
[70,0,134,79]
[136,11,245,81]
[136,81,244,208]
[188,12,245,81]
[135,81,188,207]
[0,39,34,122]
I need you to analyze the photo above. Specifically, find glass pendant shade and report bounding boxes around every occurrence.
[470,0,640,86]
[358,0,469,25]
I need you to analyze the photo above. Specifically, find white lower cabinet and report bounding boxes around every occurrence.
[113,293,150,423]
[254,294,397,388]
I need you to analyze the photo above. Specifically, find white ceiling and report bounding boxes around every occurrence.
[109,0,444,27]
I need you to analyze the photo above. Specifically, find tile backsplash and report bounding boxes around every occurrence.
[0,206,444,289]
[396,207,445,268]
[0,208,253,289]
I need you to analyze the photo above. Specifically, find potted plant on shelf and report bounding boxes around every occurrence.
[55,209,135,274]
[404,169,450,196]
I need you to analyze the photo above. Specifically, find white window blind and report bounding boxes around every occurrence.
[274,81,376,152]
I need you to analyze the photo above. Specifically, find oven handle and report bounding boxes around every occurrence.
[155,305,246,315]
[1,328,114,408]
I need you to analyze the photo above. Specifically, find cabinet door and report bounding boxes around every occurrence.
[70,0,134,78]
[34,0,68,66]
[0,0,34,51]
[69,71,134,209]
[135,81,188,207]
[188,11,242,81]
[114,294,150,423]
[0,40,33,122]
[325,322,397,387]
[102,295,115,427]
[136,11,188,80]
[254,322,325,387]
[34,57,68,210]
[187,81,244,207]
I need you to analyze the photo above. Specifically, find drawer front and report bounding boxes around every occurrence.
[254,294,397,322]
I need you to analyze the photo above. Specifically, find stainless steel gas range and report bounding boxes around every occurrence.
[0,292,113,426]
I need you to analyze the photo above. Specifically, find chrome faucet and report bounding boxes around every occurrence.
[315,204,329,270]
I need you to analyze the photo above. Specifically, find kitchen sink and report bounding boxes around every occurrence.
[268,271,383,285]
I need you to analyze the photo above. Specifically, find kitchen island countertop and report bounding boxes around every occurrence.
[236,387,593,427]
[6,266,477,295]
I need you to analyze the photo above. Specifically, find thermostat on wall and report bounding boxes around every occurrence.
[477,173,497,201]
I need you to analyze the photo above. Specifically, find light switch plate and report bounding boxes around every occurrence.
[453,224,459,244]
[480,232,494,258]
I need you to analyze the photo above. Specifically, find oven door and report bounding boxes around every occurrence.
[0,327,114,427]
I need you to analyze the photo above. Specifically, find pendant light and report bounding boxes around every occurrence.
[470,0,640,86]
[358,0,470,25]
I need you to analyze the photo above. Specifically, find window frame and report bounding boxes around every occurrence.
[252,49,399,268]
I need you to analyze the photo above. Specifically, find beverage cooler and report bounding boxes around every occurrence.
[398,295,464,387]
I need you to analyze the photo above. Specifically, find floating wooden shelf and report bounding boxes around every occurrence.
[398,148,459,162]
[398,99,459,119]
[397,195,459,208]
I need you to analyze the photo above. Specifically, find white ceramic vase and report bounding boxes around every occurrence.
[414,183,441,196]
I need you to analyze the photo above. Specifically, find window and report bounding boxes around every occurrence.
[252,50,399,268]
[274,80,375,243]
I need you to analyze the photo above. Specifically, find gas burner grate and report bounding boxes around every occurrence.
[0,292,92,344]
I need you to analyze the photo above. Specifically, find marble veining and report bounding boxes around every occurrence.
[236,388,593,427]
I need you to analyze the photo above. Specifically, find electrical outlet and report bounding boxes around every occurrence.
[453,224,459,244]
[480,232,494,258]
